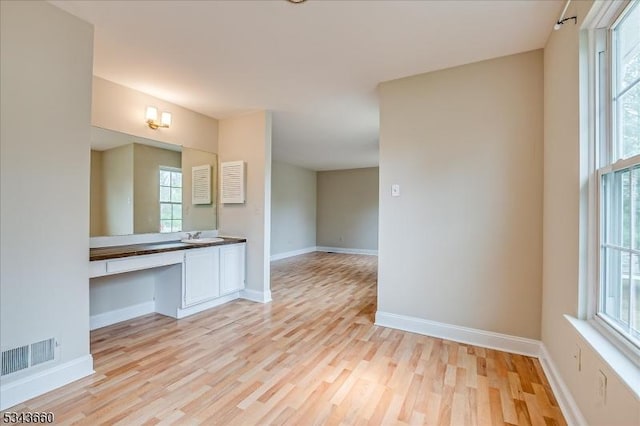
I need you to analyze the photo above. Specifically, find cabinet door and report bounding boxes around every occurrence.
[219,243,245,295]
[184,247,220,307]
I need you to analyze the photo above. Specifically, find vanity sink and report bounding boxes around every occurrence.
[181,237,224,244]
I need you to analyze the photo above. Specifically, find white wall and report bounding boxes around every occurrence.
[542,1,639,424]
[218,112,272,300]
[271,161,317,256]
[316,167,379,251]
[92,76,218,153]
[0,0,94,407]
[378,50,543,339]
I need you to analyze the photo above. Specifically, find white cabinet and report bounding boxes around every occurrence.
[183,246,220,307]
[102,242,246,321]
[219,243,245,295]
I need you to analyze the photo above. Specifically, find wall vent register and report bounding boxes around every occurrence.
[1,338,56,376]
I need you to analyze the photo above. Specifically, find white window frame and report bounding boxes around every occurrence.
[587,0,640,363]
[159,166,183,233]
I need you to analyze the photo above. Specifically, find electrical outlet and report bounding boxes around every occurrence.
[597,370,607,405]
[574,344,582,372]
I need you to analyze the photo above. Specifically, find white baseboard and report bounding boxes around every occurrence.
[241,288,272,303]
[375,311,584,424]
[375,311,540,357]
[538,344,587,426]
[270,246,317,261]
[175,292,241,319]
[90,301,155,330]
[270,246,379,260]
[316,246,378,256]
[0,355,94,410]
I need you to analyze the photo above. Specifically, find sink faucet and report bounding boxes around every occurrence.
[193,231,201,239]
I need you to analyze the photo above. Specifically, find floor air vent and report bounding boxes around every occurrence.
[1,338,56,376]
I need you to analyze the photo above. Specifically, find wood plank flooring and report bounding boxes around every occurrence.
[6,252,565,425]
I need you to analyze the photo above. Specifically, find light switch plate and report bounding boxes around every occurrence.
[392,184,400,197]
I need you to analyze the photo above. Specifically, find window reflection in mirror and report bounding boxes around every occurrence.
[159,167,183,233]
[90,127,217,237]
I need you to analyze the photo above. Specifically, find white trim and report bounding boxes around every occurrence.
[583,0,630,30]
[316,246,378,256]
[538,344,588,426]
[270,246,317,261]
[603,154,640,173]
[241,288,272,303]
[583,0,640,362]
[0,355,94,410]
[582,14,600,321]
[591,315,640,368]
[374,311,597,424]
[90,301,156,330]
[374,311,540,357]
[271,246,380,260]
[90,294,246,325]
[176,292,240,318]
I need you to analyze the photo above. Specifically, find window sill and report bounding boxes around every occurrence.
[564,315,640,399]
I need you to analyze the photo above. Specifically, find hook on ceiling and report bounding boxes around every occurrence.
[554,0,577,30]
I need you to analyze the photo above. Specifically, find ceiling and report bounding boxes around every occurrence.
[51,0,562,171]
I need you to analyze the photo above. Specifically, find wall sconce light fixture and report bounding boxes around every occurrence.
[145,106,172,130]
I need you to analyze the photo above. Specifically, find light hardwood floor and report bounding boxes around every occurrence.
[8,252,565,425]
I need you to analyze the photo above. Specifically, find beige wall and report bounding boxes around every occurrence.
[271,161,317,256]
[90,150,104,236]
[316,167,379,251]
[378,50,543,339]
[0,0,94,401]
[133,143,181,234]
[90,269,162,316]
[542,1,639,424]
[218,111,272,298]
[182,147,218,231]
[92,76,218,153]
[102,144,134,236]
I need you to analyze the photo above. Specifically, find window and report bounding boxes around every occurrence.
[159,167,182,233]
[596,1,640,349]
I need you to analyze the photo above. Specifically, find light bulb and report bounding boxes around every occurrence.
[161,111,172,127]
[145,106,158,121]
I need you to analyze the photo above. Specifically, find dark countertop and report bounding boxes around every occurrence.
[90,237,247,261]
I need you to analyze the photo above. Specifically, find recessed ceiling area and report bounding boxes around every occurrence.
[51,0,563,170]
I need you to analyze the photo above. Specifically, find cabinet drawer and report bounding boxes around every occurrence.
[89,261,107,278]
[106,252,183,274]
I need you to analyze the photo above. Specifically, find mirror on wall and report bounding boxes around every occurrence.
[90,127,217,237]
